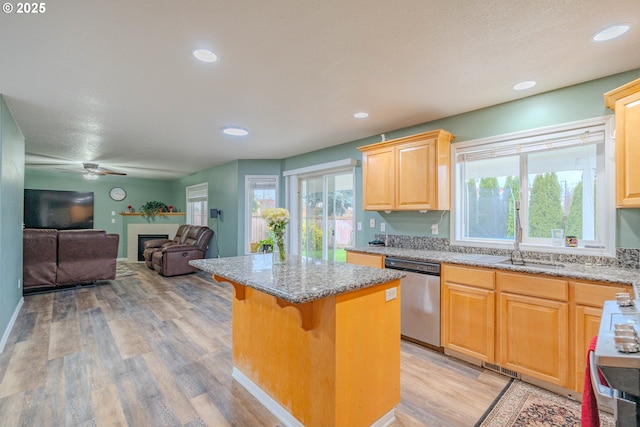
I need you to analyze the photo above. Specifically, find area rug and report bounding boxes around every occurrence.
[115,262,137,278]
[476,379,614,427]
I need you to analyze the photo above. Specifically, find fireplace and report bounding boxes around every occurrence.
[137,234,169,261]
[126,223,180,262]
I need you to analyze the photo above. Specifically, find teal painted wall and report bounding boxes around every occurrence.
[282,69,640,248]
[0,95,25,348]
[173,161,241,258]
[24,171,181,257]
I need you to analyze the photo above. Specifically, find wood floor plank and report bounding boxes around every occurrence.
[91,384,128,427]
[48,318,81,360]
[190,392,233,427]
[107,317,153,359]
[142,352,200,424]
[0,263,511,426]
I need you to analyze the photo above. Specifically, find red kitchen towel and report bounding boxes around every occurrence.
[581,335,607,427]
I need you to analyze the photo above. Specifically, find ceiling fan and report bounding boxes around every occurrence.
[57,162,127,178]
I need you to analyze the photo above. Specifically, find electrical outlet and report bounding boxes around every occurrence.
[369,218,376,228]
[385,287,397,301]
[18,278,21,289]
[111,218,116,223]
[111,211,115,216]
[380,222,386,232]
[357,222,362,231]
[431,224,438,234]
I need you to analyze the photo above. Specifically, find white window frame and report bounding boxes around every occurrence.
[450,116,616,258]
[283,158,358,256]
[244,175,279,254]
[186,183,208,226]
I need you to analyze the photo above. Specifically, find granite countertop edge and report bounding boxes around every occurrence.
[347,246,638,286]
[190,257,405,304]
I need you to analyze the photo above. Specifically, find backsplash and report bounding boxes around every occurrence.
[374,234,640,270]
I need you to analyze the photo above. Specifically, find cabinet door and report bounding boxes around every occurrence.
[574,305,604,393]
[572,281,629,392]
[442,283,495,362]
[346,252,384,268]
[396,138,435,210]
[615,90,640,207]
[362,146,395,210]
[499,293,569,387]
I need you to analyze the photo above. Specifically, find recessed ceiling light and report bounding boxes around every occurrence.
[354,112,369,119]
[193,49,218,63]
[592,24,630,42]
[222,126,249,136]
[513,80,537,91]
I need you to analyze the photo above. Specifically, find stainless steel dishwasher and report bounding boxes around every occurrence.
[385,257,441,349]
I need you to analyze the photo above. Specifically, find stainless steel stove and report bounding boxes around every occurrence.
[595,300,640,426]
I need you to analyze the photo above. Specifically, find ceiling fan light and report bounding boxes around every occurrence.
[84,173,99,180]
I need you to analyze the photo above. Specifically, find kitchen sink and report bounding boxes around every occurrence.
[497,259,565,270]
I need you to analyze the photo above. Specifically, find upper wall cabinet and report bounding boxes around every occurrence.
[358,129,455,211]
[604,78,640,208]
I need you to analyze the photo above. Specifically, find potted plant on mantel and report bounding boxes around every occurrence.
[139,201,169,220]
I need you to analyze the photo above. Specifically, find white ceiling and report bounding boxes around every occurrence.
[2,1,639,179]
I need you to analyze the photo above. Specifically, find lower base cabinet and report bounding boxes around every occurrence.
[498,292,569,387]
[441,263,632,393]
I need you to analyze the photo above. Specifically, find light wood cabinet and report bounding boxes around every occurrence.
[497,272,569,387]
[358,129,454,211]
[572,281,630,392]
[441,264,495,362]
[604,78,640,208]
[346,251,384,268]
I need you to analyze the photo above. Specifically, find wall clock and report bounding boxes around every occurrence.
[109,187,127,201]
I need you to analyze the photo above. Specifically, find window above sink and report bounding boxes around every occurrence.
[451,116,616,258]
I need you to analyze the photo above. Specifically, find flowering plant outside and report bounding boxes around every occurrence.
[262,208,290,263]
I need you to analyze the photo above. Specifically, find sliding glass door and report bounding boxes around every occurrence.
[300,171,354,262]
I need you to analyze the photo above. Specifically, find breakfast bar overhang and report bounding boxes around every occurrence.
[191,255,404,427]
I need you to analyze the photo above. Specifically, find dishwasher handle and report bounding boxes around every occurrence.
[385,258,440,275]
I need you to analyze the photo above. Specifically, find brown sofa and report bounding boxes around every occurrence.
[143,225,213,277]
[23,228,119,292]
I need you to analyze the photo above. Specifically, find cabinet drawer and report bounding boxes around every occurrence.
[573,281,630,306]
[498,272,568,301]
[346,252,384,269]
[442,264,495,290]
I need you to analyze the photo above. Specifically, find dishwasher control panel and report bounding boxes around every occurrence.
[384,258,440,275]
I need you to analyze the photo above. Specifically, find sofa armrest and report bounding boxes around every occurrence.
[161,244,202,254]
[144,238,172,249]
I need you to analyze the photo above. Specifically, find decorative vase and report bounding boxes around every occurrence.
[272,233,286,265]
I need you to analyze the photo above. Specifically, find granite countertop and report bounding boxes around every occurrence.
[347,246,639,287]
[190,254,405,304]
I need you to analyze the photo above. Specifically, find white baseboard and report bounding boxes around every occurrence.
[232,366,396,427]
[232,367,304,427]
[0,297,24,353]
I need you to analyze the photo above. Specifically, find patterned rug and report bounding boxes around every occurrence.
[115,262,137,278]
[476,379,614,427]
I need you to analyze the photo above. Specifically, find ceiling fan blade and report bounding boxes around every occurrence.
[98,171,127,176]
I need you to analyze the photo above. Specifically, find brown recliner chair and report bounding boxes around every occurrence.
[143,224,191,269]
[151,225,213,277]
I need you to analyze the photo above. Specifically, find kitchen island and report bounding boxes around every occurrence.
[190,255,405,427]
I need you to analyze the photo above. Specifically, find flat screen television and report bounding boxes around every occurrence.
[24,189,94,230]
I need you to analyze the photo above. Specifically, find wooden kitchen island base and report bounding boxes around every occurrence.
[216,275,401,427]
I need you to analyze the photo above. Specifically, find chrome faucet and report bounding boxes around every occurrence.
[512,200,524,265]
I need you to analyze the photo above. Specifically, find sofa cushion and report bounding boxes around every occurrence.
[56,229,119,285]
[23,229,58,288]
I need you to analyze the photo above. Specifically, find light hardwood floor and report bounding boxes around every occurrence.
[0,263,509,426]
